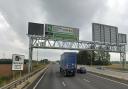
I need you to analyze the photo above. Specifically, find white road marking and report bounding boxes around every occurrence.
[89,73,128,87]
[62,81,66,87]
[33,70,47,89]
[83,79,90,83]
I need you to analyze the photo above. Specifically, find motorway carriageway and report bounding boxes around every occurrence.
[28,64,128,89]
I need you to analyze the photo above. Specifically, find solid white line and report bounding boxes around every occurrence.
[88,73,128,87]
[62,81,66,87]
[83,79,90,83]
[33,70,47,89]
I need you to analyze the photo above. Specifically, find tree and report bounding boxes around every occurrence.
[77,50,111,65]
[94,50,111,65]
[77,50,93,65]
[40,59,49,64]
[0,59,12,64]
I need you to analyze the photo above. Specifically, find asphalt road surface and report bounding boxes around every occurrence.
[30,64,128,89]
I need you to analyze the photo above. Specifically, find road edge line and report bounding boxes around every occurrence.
[88,72,128,87]
[33,70,47,89]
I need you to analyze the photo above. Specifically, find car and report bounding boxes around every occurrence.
[96,66,105,70]
[77,67,87,74]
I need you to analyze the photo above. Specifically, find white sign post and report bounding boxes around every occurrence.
[12,54,25,71]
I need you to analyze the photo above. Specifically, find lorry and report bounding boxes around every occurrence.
[60,52,77,76]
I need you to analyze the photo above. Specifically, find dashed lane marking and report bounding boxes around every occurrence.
[33,70,47,89]
[83,79,90,83]
[62,81,66,87]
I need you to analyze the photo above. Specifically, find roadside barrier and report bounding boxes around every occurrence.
[0,66,48,89]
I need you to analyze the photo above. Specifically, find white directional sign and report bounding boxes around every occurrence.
[92,23,118,44]
[12,54,25,70]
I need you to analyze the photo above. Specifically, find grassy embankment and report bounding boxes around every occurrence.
[105,63,128,71]
[0,63,47,87]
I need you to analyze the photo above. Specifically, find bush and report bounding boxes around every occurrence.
[0,59,12,64]
[0,76,9,86]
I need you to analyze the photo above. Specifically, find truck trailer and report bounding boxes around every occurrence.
[60,52,77,76]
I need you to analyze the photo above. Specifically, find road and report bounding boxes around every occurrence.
[29,64,128,89]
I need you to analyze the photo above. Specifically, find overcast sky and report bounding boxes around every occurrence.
[0,0,128,61]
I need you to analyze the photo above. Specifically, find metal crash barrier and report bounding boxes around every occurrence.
[0,66,48,89]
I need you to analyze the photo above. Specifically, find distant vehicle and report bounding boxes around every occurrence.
[96,66,105,70]
[77,67,87,74]
[60,52,77,77]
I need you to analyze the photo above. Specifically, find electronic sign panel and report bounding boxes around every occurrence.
[100,25,105,42]
[118,33,127,43]
[28,22,44,35]
[104,26,110,43]
[92,23,100,42]
[92,23,118,44]
[111,27,118,43]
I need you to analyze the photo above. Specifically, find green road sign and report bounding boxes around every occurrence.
[45,24,79,41]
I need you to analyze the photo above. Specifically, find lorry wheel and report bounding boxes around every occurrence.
[72,73,75,76]
[64,71,67,77]
[60,68,62,72]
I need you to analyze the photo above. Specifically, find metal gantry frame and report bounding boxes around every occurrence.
[28,35,126,72]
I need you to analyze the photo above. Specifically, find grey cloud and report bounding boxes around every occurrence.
[0,0,107,43]
[42,0,106,28]
[0,0,109,59]
[0,0,45,43]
